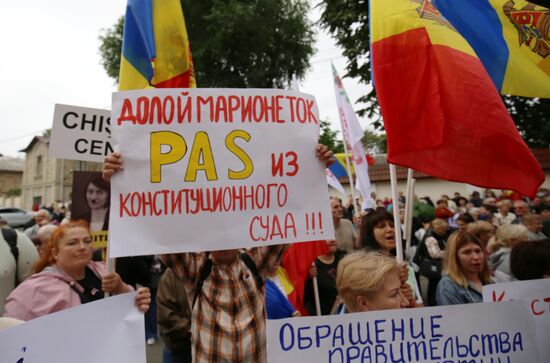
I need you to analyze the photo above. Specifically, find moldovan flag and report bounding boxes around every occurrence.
[119,0,196,90]
[370,0,545,197]
[433,0,550,98]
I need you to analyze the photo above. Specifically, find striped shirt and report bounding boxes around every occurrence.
[162,245,283,363]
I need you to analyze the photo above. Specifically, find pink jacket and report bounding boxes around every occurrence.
[3,262,107,321]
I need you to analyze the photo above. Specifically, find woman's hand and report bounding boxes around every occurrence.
[135,287,151,313]
[103,152,124,182]
[398,263,409,284]
[400,283,415,308]
[316,144,335,167]
[101,272,129,295]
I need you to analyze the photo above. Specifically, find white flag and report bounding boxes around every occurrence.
[332,64,372,203]
[326,168,346,197]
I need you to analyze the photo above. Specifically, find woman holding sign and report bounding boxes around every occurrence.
[3,221,150,321]
[436,231,492,305]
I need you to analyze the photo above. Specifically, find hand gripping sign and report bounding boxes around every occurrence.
[109,88,335,257]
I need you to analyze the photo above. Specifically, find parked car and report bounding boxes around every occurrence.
[0,208,35,229]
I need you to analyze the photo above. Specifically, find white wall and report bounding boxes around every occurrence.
[0,196,21,208]
[328,172,550,203]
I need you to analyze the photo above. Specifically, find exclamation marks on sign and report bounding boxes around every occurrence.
[17,347,26,363]
[305,212,324,235]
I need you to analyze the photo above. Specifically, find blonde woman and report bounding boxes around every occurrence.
[436,231,492,305]
[487,224,528,281]
[336,251,404,313]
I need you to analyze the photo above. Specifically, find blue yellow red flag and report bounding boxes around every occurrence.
[370,0,545,197]
[119,0,196,90]
[433,0,550,98]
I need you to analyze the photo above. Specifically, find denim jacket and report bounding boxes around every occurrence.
[435,275,483,306]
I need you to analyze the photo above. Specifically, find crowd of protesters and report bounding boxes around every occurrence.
[1,146,549,363]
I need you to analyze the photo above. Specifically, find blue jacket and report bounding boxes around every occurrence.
[435,275,483,305]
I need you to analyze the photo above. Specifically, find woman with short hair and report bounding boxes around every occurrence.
[487,224,528,281]
[336,251,403,313]
[522,213,548,240]
[436,231,492,305]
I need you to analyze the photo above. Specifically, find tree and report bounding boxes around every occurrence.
[317,1,379,125]
[362,130,386,154]
[98,0,315,88]
[99,17,124,82]
[317,0,550,146]
[319,120,344,153]
[504,96,550,147]
[5,188,21,198]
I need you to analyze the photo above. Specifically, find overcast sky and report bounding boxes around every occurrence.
[0,0,371,158]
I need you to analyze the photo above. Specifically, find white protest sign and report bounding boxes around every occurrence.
[267,301,539,363]
[483,279,550,363]
[49,104,113,162]
[0,293,145,363]
[109,88,334,257]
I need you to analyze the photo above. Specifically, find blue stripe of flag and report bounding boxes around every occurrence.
[433,0,509,92]
[122,0,155,81]
[328,159,348,179]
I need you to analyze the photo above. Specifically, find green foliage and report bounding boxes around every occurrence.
[319,119,344,153]
[98,0,315,88]
[317,0,550,146]
[503,96,550,147]
[99,17,124,82]
[5,188,21,197]
[362,130,386,154]
[317,0,379,126]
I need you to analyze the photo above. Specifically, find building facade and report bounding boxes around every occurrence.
[0,155,24,195]
[20,136,102,210]
[329,149,550,203]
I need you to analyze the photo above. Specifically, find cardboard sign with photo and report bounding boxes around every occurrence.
[71,171,110,260]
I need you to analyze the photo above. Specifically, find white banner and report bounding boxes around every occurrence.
[0,293,145,363]
[49,104,113,162]
[483,279,550,363]
[332,66,372,203]
[267,301,539,363]
[109,88,334,257]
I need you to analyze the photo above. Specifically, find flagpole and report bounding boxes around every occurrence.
[389,164,404,263]
[405,180,415,251]
[312,262,322,316]
[404,169,415,255]
[404,169,416,257]
[341,141,359,216]
[105,238,116,297]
